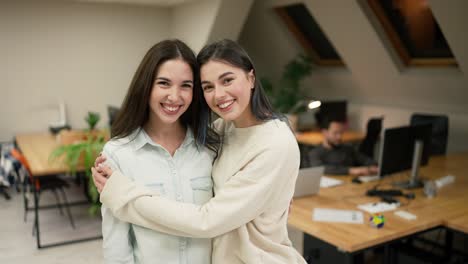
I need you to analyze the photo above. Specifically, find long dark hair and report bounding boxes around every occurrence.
[111,39,219,154]
[197,39,279,122]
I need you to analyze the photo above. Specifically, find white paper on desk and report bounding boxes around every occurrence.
[312,208,364,224]
[320,176,344,188]
[358,202,399,214]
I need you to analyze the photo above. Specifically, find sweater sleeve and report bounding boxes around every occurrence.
[100,141,299,238]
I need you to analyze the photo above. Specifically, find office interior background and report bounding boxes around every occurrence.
[1,0,467,263]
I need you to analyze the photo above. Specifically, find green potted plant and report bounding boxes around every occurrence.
[261,55,313,130]
[50,111,106,215]
[85,112,100,130]
[261,54,313,113]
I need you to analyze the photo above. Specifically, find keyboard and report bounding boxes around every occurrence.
[320,176,344,188]
[366,189,404,197]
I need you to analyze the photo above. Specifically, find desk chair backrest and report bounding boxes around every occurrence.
[410,113,449,155]
[10,148,41,189]
[359,117,383,158]
[108,105,120,127]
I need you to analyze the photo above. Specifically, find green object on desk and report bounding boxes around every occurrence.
[85,111,100,130]
[49,132,105,215]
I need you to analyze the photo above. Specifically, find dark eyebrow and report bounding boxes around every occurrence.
[155,77,170,82]
[219,72,234,80]
[201,72,235,85]
[182,80,193,84]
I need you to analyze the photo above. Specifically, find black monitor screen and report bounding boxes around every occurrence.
[317,100,347,123]
[108,105,120,127]
[379,124,432,177]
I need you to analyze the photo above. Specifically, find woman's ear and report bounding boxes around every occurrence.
[248,69,255,89]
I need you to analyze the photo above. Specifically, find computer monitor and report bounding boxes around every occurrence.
[107,105,120,127]
[318,100,347,123]
[378,123,432,189]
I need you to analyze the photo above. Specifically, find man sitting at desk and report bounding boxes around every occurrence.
[308,116,378,176]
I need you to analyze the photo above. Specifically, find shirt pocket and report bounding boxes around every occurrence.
[190,176,213,205]
[144,182,166,196]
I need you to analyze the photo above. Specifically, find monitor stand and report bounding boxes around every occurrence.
[393,140,425,189]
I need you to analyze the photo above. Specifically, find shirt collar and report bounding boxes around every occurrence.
[132,127,195,151]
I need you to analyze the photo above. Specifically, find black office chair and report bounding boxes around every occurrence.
[359,117,383,159]
[107,105,120,127]
[0,143,11,200]
[10,147,76,232]
[410,113,449,155]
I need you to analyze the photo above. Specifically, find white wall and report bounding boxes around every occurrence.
[171,0,254,52]
[0,0,170,141]
[171,0,221,53]
[239,0,468,153]
[207,0,255,44]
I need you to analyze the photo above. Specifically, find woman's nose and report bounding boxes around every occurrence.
[168,87,180,100]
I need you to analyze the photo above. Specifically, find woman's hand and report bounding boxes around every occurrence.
[91,154,114,193]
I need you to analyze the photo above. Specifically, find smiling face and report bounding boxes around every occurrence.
[200,60,256,127]
[148,59,194,127]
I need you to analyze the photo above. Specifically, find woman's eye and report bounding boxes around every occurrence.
[222,78,234,85]
[157,81,170,87]
[203,85,214,92]
[182,83,193,89]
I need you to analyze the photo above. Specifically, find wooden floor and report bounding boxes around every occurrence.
[0,183,103,264]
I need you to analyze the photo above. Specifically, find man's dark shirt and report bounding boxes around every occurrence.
[308,144,377,175]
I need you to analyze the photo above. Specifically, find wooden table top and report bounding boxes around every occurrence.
[446,214,468,234]
[15,130,108,177]
[295,130,365,146]
[16,132,69,177]
[288,153,468,252]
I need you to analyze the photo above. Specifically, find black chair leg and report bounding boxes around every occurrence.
[1,187,11,200]
[32,192,40,237]
[59,187,75,229]
[23,178,30,222]
[51,189,64,215]
[32,219,37,237]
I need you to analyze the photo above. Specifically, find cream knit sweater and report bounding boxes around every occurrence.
[100,119,306,264]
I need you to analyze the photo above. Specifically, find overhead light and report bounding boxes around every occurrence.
[308,100,321,109]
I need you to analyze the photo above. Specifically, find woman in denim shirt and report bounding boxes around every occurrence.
[98,39,220,264]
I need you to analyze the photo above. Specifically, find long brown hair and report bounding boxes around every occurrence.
[111,39,219,154]
[197,39,278,122]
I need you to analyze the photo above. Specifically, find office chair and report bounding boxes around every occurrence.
[10,148,75,232]
[0,144,11,200]
[410,113,449,155]
[0,170,11,200]
[107,105,120,127]
[359,117,383,159]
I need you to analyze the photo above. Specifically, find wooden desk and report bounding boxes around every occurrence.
[295,130,365,146]
[446,214,468,234]
[16,130,109,177]
[16,133,69,177]
[288,153,468,255]
[15,131,107,248]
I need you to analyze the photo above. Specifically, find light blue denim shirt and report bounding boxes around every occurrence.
[101,128,214,264]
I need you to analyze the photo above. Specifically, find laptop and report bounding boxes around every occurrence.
[293,166,324,198]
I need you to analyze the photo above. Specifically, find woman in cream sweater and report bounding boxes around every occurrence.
[93,39,306,264]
